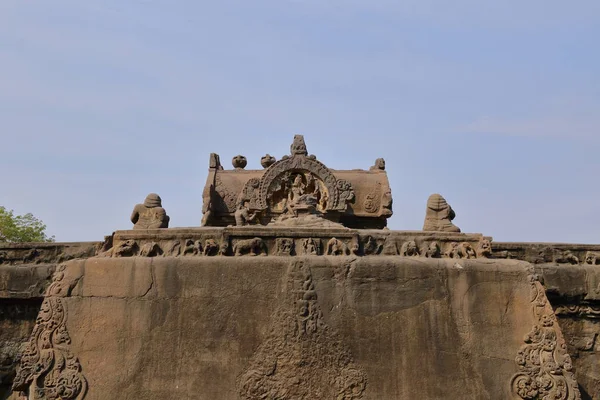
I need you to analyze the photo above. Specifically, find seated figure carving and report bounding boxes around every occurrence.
[131,193,170,229]
[423,194,460,232]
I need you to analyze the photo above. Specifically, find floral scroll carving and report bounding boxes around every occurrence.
[12,265,88,400]
[238,261,367,399]
[510,269,581,400]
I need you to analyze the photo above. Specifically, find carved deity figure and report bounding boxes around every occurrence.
[425,241,441,258]
[131,193,170,229]
[326,238,349,256]
[301,238,319,255]
[235,201,258,226]
[477,239,492,258]
[423,194,460,232]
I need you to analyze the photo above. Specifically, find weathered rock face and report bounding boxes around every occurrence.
[8,253,579,400]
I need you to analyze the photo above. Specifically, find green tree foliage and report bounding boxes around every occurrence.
[0,206,55,243]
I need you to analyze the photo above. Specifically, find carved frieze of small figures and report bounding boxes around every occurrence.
[233,237,267,256]
[400,240,420,257]
[425,241,441,258]
[382,237,400,255]
[164,241,181,256]
[131,193,170,229]
[300,238,320,255]
[260,154,276,168]
[203,239,220,256]
[232,155,247,169]
[423,193,460,233]
[554,250,580,265]
[585,251,600,265]
[477,239,492,258]
[275,238,295,256]
[326,238,349,256]
[370,158,386,171]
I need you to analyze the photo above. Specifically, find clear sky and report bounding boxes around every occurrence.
[1,1,599,243]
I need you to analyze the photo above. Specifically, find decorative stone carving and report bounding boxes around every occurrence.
[238,261,367,399]
[423,194,460,233]
[260,154,276,169]
[363,236,382,255]
[235,203,258,226]
[140,242,162,257]
[510,270,581,400]
[209,153,223,170]
[446,242,476,259]
[183,239,203,256]
[232,155,247,169]
[164,241,181,256]
[275,238,294,256]
[233,238,267,256]
[400,241,420,257]
[255,135,354,213]
[203,239,220,256]
[425,241,441,258]
[299,238,320,255]
[477,239,492,258]
[382,237,400,255]
[130,193,170,229]
[555,251,579,265]
[12,265,88,400]
[113,240,138,257]
[584,251,600,265]
[555,305,600,319]
[326,238,349,256]
[370,158,385,171]
[381,187,393,217]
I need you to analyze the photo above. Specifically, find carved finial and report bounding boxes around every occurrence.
[423,193,460,232]
[370,158,386,171]
[232,155,247,169]
[209,153,223,170]
[290,135,308,156]
[260,154,276,168]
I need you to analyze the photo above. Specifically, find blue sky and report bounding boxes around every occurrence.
[1,1,599,243]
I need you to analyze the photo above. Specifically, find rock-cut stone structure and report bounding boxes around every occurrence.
[0,135,598,400]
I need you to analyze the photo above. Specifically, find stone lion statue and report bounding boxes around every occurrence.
[233,237,267,256]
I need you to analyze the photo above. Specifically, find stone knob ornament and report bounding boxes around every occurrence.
[260,154,276,168]
[232,155,247,169]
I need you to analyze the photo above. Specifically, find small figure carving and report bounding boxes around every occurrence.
[131,193,170,229]
[400,240,420,257]
[449,242,477,259]
[326,238,349,256]
[233,237,267,256]
[301,238,320,255]
[363,236,382,255]
[113,240,138,257]
[203,239,220,256]
[423,194,460,233]
[232,155,247,169]
[164,241,181,256]
[235,201,258,226]
[425,241,441,258]
[381,187,393,217]
[275,238,294,256]
[260,154,276,168]
[183,239,203,256]
[477,239,493,258]
[370,158,386,171]
[555,250,579,265]
[585,251,600,265]
[140,242,162,257]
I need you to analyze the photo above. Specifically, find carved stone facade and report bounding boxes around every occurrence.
[202,136,392,229]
